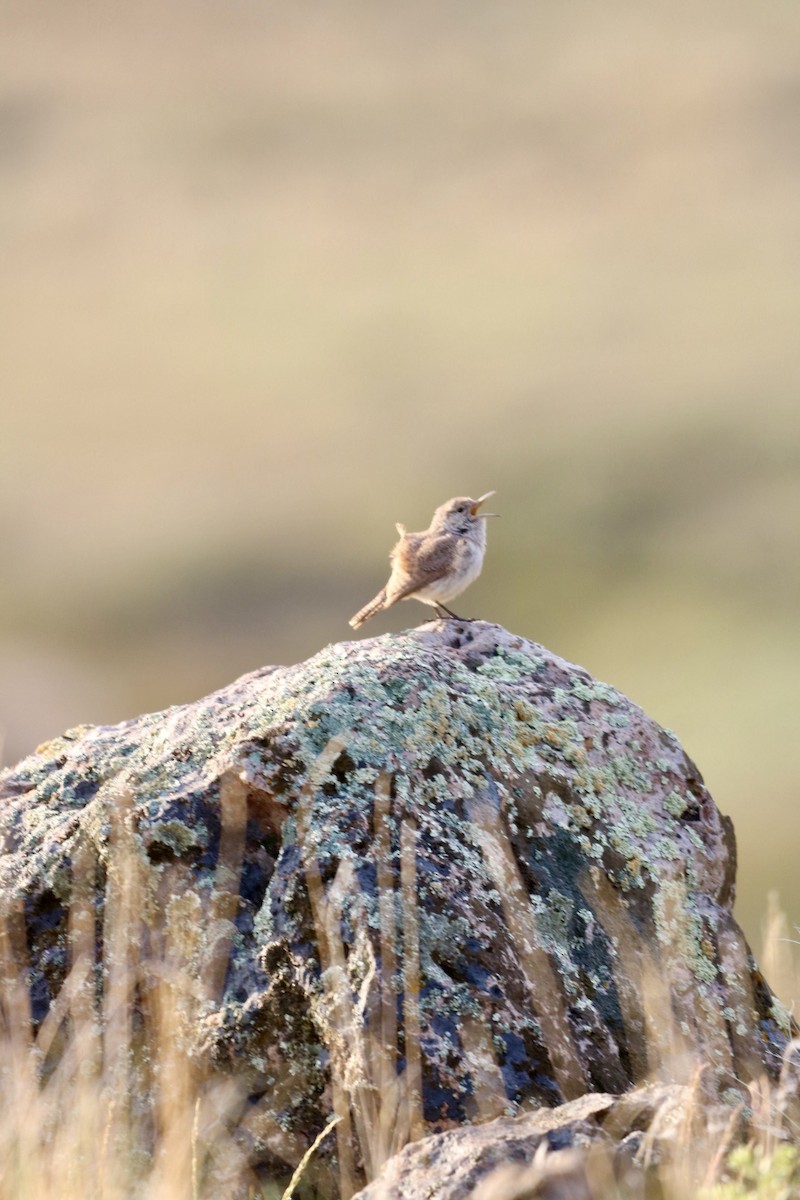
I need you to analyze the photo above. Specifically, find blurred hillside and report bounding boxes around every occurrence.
[1,0,799,950]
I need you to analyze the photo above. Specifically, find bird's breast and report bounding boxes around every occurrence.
[431,537,485,601]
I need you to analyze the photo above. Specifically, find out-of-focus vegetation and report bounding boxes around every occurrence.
[0,796,798,1200]
[1,0,798,949]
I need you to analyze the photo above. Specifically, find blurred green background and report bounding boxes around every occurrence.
[2,0,798,955]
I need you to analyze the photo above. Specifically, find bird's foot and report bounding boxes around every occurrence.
[437,604,473,621]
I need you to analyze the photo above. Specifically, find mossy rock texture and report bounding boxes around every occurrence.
[0,621,790,1189]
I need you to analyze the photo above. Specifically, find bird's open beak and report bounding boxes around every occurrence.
[470,491,499,517]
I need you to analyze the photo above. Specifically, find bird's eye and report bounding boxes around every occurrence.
[456,504,465,513]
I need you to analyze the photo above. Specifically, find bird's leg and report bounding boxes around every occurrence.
[437,602,472,621]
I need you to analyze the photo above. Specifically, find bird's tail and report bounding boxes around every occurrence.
[349,588,388,629]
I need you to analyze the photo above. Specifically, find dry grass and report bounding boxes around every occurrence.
[2,666,798,1189]
[3,754,797,1199]
[0,896,797,1199]
[1,0,799,962]
[0,792,251,1200]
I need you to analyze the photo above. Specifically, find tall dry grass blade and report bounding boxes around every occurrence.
[0,897,34,1056]
[363,771,424,1173]
[33,964,84,1068]
[204,770,248,1006]
[716,917,772,1083]
[280,1114,342,1200]
[400,816,424,1146]
[297,735,357,1200]
[192,1095,202,1200]
[660,1066,705,1195]
[297,734,350,976]
[700,1097,745,1190]
[761,890,800,1014]
[458,1018,507,1123]
[299,746,428,1190]
[748,1073,783,1158]
[327,856,381,1169]
[467,792,588,1100]
[100,789,141,1200]
[148,885,201,1200]
[0,781,259,1200]
[581,1140,621,1200]
[578,869,700,1085]
[0,899,40,1199]
[68,833,101,1081]
[577,869,652,1080]
[375,772,398,1140]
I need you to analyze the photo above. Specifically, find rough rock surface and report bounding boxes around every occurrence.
[0,621,791,1192]
[351,1083,733,1200]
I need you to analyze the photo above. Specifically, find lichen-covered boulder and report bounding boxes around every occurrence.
[0,621,790,1192]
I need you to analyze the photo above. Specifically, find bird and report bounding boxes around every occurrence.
[349,492,498,629]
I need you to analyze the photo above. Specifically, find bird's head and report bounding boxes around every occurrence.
[433,492,498,536]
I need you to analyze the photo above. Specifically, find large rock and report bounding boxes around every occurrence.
[0,621,790,1194]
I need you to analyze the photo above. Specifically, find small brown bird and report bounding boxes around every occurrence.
[349,492,498,629]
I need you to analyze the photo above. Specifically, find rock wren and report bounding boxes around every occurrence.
[349,492,498,629]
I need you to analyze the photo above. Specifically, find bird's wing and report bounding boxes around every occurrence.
[387,531,454,602]
[389,528,420,567]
